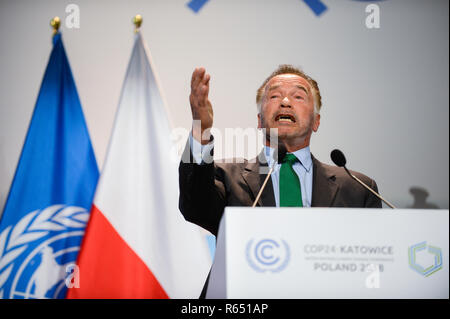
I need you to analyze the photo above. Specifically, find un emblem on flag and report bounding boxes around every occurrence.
[0,205,89,299]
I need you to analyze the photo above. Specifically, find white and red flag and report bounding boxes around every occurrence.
[67,33,211,298]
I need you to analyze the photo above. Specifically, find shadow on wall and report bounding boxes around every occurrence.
[408,186,440,209]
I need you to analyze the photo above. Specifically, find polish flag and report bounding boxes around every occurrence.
[67,33,211,298]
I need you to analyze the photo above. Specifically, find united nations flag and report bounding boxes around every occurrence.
[0,32,99,299]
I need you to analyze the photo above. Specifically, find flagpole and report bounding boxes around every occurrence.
[132,14,177,132]
[50,16,60,36]
[133,14,143,33]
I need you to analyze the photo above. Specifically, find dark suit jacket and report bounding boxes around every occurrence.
[179,142,382,237]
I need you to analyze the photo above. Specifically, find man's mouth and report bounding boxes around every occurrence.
[275,114,296,123]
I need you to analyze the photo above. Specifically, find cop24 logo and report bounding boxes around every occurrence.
[408,242,443,277]
[187,0,385,16]
[246,238,290,273]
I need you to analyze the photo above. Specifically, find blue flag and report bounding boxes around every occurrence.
[0,33,99,299]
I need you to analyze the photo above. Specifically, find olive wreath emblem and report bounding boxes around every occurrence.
[0,205,89,298]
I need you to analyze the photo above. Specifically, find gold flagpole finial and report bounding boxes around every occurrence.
[133,14,143,33]
[50,16,61,36]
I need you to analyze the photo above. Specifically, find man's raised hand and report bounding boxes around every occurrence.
[190,67,213,144]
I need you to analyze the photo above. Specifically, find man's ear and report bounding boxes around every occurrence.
[313,113,320,132]
[257,113,262,129]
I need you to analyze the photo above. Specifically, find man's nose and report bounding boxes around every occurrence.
[281,97,291,107]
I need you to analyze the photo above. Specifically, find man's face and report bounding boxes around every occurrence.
[258,74,320,146]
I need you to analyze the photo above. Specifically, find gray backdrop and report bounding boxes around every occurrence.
[0,0,448,219]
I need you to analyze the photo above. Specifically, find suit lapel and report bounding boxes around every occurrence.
[311,155,339,207]
[241,152,338,207]
[241,151,276,207]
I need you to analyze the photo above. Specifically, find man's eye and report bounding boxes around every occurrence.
[271,95,279,99]
[295,96,303,99]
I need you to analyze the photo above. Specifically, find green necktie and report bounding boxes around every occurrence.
[279,153,303,207]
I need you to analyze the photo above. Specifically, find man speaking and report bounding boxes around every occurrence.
[179,65,381,237]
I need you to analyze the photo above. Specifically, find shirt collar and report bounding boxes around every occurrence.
[264,145,312,172]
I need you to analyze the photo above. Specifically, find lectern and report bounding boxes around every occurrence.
[206,207,449,299]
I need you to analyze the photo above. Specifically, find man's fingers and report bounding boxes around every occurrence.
[193,84,209,107]
[190,83,210,108]
[199,73,210,97]
[191,67,206,90]
[190,67,198,88]
[190,68,201,89]
[201,84,209,98]
[203,82,209,98]
[199,74,210,99]
[190,67,211,110]
[202,73,210,85]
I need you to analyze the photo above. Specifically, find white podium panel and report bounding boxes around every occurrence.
[206,208,449,299]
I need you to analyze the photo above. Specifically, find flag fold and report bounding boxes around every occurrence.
[68,33,211,299]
